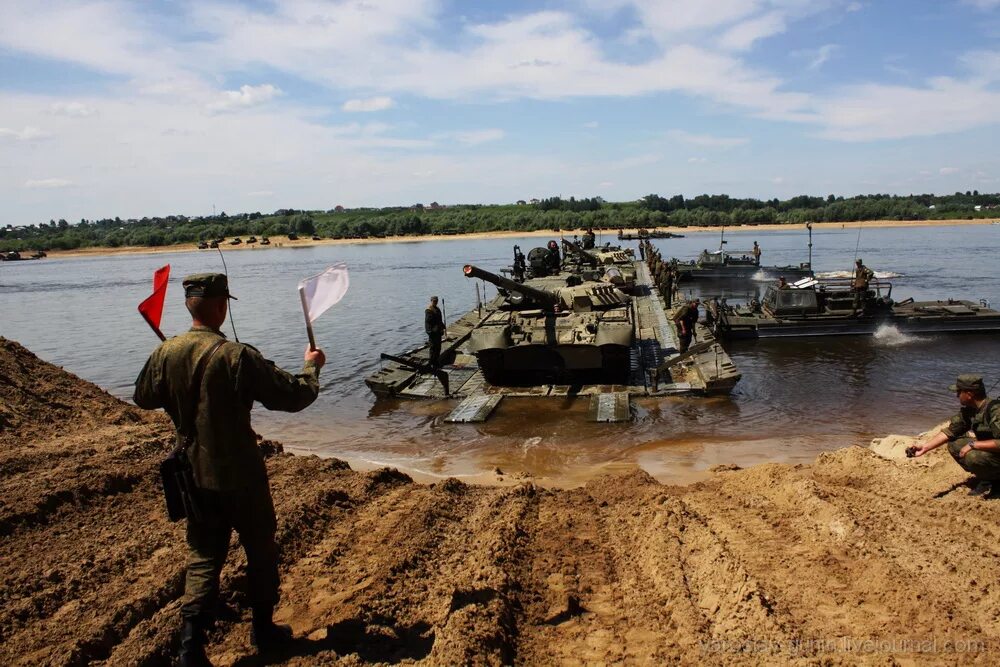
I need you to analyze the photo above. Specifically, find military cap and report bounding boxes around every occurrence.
[182,273,237,299]
[950,375,985,393]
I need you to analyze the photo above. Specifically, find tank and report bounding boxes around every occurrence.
[561,240,638,293]
[463,264,635,385]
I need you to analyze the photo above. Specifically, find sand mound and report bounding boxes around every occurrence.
[2,339,999,665]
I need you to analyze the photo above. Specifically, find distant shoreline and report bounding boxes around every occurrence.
[36,217,999,260]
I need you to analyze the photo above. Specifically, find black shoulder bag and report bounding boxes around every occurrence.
[160,340,225,522]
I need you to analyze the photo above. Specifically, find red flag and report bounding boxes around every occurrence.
[138,265,170,340]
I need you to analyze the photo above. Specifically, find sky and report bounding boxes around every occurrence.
[1,0,999,224]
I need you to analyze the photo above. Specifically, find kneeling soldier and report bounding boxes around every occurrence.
[912,375,1000,497]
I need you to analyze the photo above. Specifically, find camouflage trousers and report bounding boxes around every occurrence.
[948,438,1000,482]
[677,331,693,353]
[182,482,280,624]
[428,333,442,368]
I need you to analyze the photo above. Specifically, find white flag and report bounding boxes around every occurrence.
[298,264,349,323]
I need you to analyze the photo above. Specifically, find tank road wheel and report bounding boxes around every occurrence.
[476,350,506,385]
[600,346,631,384]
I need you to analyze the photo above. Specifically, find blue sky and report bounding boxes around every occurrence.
[1,0,999,223]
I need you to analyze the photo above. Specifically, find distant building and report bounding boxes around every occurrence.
[334,205,345,212]
[516,200,527,205]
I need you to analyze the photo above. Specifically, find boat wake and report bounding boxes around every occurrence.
[873,324,918,346]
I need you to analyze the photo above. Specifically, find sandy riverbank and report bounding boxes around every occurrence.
[36,217,1000,260]
[3,336,1000,665]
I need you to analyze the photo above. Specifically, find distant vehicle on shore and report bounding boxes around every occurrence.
[2,250,46,261]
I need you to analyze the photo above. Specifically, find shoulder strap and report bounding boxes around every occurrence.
[180,339,226,449]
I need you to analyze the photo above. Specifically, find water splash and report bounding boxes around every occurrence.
[751,270,770,282]
[521,436,542,453]
[873,324,917,346]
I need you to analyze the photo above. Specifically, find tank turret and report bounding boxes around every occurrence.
[464,264,560,309]
[462,264,635,385]
[561,240,638,294]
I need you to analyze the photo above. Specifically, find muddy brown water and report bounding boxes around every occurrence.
[2,224,999,485]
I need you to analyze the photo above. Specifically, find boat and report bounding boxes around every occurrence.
[618,228,685,240]
[673,228,812,282]
[711,276,1000,339]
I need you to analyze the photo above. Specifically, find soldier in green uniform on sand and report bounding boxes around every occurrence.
[911,375,1000,497]
[134,273,326,667]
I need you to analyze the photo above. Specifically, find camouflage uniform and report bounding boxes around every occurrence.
[943,396,1000,481]
[852,260,874,309]
[672,301,699,353]
[134,278,320,629]
[425,303,445,368]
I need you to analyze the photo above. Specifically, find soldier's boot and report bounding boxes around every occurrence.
[251,606,293,652]
[178,619,213,667]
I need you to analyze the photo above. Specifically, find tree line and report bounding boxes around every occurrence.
[1,192,998,252]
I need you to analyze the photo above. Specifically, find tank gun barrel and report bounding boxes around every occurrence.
[561,239,597,265]
[463,264,560,308]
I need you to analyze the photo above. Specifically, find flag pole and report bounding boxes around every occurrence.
[298,286,317,351]
[139,311,166,341]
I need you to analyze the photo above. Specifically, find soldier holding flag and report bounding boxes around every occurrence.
[134,273,327,666]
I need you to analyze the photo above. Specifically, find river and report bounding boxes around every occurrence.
[2,223,998,485]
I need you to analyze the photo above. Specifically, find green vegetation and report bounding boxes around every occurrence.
[2,192,998,252]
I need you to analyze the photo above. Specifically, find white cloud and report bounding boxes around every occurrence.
[2,0,1000,225]
[247,190,274,196]
[49,102,97,117]
[846,1,863,11]
[718,12,787,51]
[206,84,282,113]
[583,121,599,128]
[23,178,73,189]
[812,77,1000,141]
[599,0,762,35]
[688,157,708,163]
[667,130,749,148]
[939,166,960,175]
[771,176,785,184]
[0,126,52,141]
[806,44,839,71]
[342,96,395,112]
[451,129,505,145]
[960,50,1000,82]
